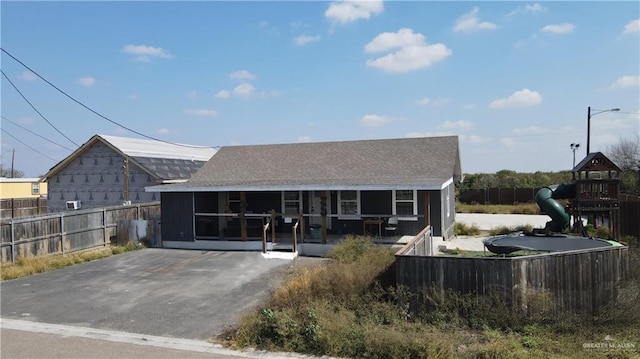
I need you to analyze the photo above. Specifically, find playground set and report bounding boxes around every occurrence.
[484,152,624,254]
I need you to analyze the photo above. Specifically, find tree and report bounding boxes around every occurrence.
[0,167,25,178]
[607,134,640,195]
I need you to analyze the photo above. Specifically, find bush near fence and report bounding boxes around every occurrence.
[0,202,160,264]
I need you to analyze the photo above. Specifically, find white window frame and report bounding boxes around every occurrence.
[338,190,361,219]
[446,185,451,218]
[31,182,40,195]
[392,189,418,221]
[282,191,302,214]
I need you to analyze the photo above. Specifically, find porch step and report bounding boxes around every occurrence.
[262,250,298,260]
[271,243,294,252]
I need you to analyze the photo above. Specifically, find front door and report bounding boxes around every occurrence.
[309,191,331,229]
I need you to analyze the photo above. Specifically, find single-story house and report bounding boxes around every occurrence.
[146,136,463,252]
[44,134,217,212]
[0,177,47,199]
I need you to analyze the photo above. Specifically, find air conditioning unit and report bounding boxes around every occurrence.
[66,200,81,210]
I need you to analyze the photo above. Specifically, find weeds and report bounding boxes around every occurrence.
[223,238,640,358]
[457,203,541,215]
[488,224,534,236]
[1,243,144,281]
[454,222,482,236]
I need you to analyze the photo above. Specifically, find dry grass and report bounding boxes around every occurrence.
[1,242,143,281]
[222,238,640,359]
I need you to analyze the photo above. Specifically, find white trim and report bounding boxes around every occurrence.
[163,240,272,251]
[337,190,360,218]
[145,183,449,192]
[440,177,453,190]
[281,190,302,214]
[392,189,418,221]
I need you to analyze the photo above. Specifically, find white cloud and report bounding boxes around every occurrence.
[233,83,256,97]
[294,34,321,45]
[229,70,256,81]
[541,23,574,34]
[405,131,453,138]
[325,0,383,24]
[297,136,311,143]
[77,76,96,87]
[501,137,516,147]
[460,134,490,144]
[290,21,310,29]
[463,103,476,109]
[259,89,282,98]
[453,7,498,33]
[525,3,547,13]
[415,97,449,106]
[365,28,452,73]
[183,109,218,117]
[122,44,172,62]
[506,3,547,17]
[609,75,640,89]
[490,88,542,109]
[19,70,37,81]
[623,18,640,34]
[360,114,391,127]
[439,120,473,131]
[129,94,138,101]
[186,90,198,99]
[157,128,170,135]
[215,90,231,99]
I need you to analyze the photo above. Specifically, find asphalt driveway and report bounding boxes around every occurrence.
[1,249,307,340]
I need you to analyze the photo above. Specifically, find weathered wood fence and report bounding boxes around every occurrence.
[0,202,160,264]
[396,243,629,314]
[0,197,48,219]
[620,194,640,242]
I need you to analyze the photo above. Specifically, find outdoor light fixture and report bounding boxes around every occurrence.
[586,106,620,155]
[570,143,580,168]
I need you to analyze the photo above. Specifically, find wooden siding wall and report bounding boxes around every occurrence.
[1,197,48,219]
[0,202,160,263]
[47,142,161,212]
[161,192,194,241]
[396,246,629,314]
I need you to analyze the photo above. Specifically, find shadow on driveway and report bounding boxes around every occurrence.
[1,249,314,340]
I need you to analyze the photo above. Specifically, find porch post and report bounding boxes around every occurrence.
[270,209,276,243]
[240,191,247,241]
[424,191,431,228]
[321,191,327,244]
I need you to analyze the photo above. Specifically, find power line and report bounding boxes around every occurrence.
[1,47,219,150]
[1,115,75,151]
[1,128,59,162]
[1,69,79,147]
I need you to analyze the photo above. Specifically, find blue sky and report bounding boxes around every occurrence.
[1,1,639,177]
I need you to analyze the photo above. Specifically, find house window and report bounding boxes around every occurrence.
[393,190,417,220]
[338,190,360,217]
[31,183,40,195]
[283,191,302,213]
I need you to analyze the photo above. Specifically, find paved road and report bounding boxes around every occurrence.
[1,249,315,341]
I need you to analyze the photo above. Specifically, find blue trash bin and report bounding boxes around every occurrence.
[309,225,321,240]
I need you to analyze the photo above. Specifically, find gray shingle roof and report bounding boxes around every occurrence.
[148,136,462,192]
[44,134,216,182]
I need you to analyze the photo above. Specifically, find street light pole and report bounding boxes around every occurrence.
[586,106,620,156]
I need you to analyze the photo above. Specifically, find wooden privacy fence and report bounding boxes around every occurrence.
[620,194,640,241]
[396,243,629,314]
[0,202,160,264]
[1,197,48,219]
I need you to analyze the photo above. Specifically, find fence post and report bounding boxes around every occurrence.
[103,208,108,247]
[10,218,15,263]
[60,213,65,255]
[136,203,141,219]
